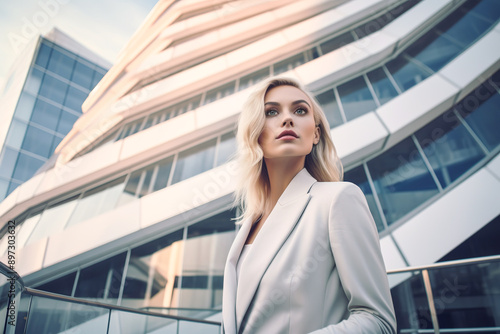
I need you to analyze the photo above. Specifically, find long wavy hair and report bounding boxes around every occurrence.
[232,76,343,224]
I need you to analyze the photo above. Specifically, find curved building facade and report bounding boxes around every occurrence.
[0,0,499,331]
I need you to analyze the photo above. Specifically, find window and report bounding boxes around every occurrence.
[72,61,95,90]
[47,48,75,80]
[216,132,236,166]
[26,195,79,246]
[203,82,235,105]
[21,125,54,158]
[74,253,126,303]
[367,138,440,225]
[179,210,236,308]
[343,165,384,232]
[273,53,305,75]
[386,55,431,92]
[38,73,68,106]
[121,229,184,308]
[171,139,217,185]
[12,153,45,182]
[66,177,126,227]
[238,68,270,91]
[415,109,485,188]
[320,31,355,55]
[31,99,61,130]
[366,68,399,106]
[315,89,344,128]
[337,76,377,121]
[456,80,500,151]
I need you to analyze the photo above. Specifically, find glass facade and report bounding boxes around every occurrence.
[79,0,421,156]
[28,209,236,313]
[0,37,107,201]
[84,0,499,156]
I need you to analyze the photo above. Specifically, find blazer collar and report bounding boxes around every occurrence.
[222,168,317,334]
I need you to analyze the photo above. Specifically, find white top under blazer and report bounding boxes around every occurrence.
[221,167,396,334]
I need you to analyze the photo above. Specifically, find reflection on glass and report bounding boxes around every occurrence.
[386,55,431,92]
[337,76,377,121]
[57,110,79,136]
[14,92,36,122]
[171,139,217,185]
[239,68,270,91]
[138,166,155,198]
[464,0,500,24]
[320,31,354,55]
[153,156,174,191]
[35,272,77,296]
[75,253,126,303]
[204,82,235,105]
[47,48,75,80]
[273,53,305,75]
[406,30,462,72]
[5,119,27,150]
[179,210,236,309]
[12,152,45,182]
[31,99,61,130]
[21,125,54,158]
[38,73,68,105]
[24,68,44,95]
[343,165,384,232]
[216,132,236,166]
[109,310,177,334]
[367,68,399,105]
[0,148,18,179]
[315,89,344,128]
[64,86,87,112]
[26,195,79,246]
[428,261,500,329]
[456,82,500,151]
[436,5,489,48]
[66,177,126,227]
[390,272,433,332]
[25,295,109,333]
[367,138,439,225]
[72,61,94,90]
[35,42,52,67]
[121,229,184,309]
[415,109,485,188]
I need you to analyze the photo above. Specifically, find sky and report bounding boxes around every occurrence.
[0,0,159,86]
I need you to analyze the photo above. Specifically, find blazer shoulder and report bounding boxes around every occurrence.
[310,180,363,198]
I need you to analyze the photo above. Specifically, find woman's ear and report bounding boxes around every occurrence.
[313,125,321,145]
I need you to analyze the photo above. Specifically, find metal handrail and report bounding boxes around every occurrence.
[386,254,500,274]
[23,287,221,326]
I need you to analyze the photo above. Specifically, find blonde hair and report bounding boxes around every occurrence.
[232,76,343,224]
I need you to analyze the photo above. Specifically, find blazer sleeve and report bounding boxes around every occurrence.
[310,183,397,334]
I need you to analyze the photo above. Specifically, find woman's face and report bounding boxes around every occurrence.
[258,85,320,161]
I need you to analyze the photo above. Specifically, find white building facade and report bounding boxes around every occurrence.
[0,0,499,331]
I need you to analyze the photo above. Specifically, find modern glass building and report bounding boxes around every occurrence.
[0,28,109,201]
[0,0,499,332]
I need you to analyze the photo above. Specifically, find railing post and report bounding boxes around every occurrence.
[422,269,440,334]
[106,308,112,334]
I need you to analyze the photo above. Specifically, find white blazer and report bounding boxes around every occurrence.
[221,168,396,334]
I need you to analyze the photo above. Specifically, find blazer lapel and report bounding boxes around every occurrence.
[222,216,253,334]
[235,168,317,331]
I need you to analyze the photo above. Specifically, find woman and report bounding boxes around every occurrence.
[221,77,396,333]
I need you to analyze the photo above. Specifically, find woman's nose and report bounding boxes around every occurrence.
[282,111,293,126]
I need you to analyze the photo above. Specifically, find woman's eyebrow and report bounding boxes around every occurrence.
[264,100,311,107]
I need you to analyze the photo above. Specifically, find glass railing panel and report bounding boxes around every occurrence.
[178,319,220,334]
[108,309,177,334]
[427,261,500,331]
[25,295,109,334]
[389,271,434,333]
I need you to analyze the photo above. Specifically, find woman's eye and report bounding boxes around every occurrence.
[296,108,307,115]
[265,109,278,116]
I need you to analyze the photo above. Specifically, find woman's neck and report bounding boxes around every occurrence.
[262,157,305,213]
